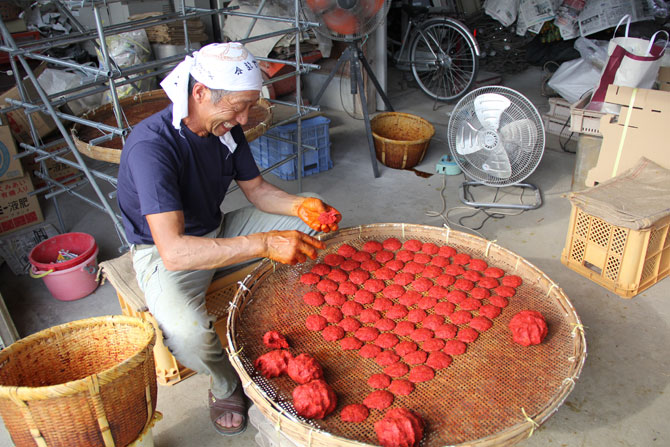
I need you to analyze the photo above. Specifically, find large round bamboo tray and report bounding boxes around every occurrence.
[0,315,157,447]
[226,223,586,447]
[370,112,435,169]
[71,90,273,164]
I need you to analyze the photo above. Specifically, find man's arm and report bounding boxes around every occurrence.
[237,176,341,232]
[146,210,324,271]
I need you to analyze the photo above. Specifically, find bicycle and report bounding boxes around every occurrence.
[388,2,480,103]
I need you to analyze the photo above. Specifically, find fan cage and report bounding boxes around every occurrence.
[301,0,390,41]
[447,86,545,187]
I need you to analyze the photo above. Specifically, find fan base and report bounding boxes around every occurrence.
[459,181,542,210]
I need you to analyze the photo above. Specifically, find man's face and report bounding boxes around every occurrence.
[200,89,260,137]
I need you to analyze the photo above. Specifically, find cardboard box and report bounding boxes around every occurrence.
[0,125,24,181]
[586,85,670,186]
[0,174,43,235]
[658,66,670,92]
[0,63,57,144]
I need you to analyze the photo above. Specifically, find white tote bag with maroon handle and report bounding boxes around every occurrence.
[591,15,668,112]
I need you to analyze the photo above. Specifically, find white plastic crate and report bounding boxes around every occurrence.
[547,97,571,120]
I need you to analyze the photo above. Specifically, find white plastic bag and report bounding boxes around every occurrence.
[574,37,608,70]
[547,57,601,104]
[38,68,104,116]
[96,30,156,102]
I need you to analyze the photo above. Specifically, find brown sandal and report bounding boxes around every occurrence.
[209,384,248,436]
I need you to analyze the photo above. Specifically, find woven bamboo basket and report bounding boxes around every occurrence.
[370,113,435,169]
[226,223,587,447]
[71,90,273,164]
[0,315,157,447]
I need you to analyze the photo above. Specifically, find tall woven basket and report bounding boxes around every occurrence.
[370,112,435,169]
[0,316,157,447]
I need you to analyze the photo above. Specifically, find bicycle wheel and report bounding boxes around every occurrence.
[409,18,479,102]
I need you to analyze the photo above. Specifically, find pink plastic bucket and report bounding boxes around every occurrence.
[30,248,100,301]
[28,232,97,272]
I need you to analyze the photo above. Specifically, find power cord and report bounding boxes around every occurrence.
[558,114,576,153]
[425,174,528,238]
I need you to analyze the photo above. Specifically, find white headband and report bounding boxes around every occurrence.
[160,42,263,152]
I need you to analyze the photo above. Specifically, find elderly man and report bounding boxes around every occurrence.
[117,42,341,436]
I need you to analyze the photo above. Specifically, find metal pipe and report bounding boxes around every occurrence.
[93,5,126,146]
[295,0,303,193]
[5,50,129,244]
[244,0,268,38]
[179,0,191,51]
[256,55,319,70]
[2,19,67,233]
[217,9,319,27]
[89,133,117,146]
[19,142,120,185]
[16,52,112,77]
[269,98,319,112]
[5,100,127,135]
[35,148,69,163]
[240,27,302,45]
[263,68,310,86]
[262,132,318,151]
[55,2,143,93]
[0,57,181,115]
[271,112,312,129]
[11,8,234,54]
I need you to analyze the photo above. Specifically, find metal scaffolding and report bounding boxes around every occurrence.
[0,0,321,250]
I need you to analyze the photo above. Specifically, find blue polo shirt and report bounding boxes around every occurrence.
[117,105,260,245]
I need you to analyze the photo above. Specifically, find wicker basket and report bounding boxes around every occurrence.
[370,112,435,169]
[226,224,586,447]
[71,91,272,164]
[0,316,157,447]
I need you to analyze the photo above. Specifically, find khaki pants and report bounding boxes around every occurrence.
[131,194,319,399]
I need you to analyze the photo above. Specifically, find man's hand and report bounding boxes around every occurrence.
[297,197,342,233]
[262,230,326,265]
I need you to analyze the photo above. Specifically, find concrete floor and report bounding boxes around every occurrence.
[0,66,668,447]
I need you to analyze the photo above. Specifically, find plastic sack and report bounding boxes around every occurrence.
[574,37,608,70]
[547,57,601,104]
[38,68,104,116]
[96,29,156,102]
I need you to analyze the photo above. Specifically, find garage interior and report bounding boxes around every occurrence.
[0,1,668,447]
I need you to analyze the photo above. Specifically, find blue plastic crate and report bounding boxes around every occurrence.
[250,116,332,180]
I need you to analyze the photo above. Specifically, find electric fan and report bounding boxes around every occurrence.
[302,0,394,178]
[447,86,545,209]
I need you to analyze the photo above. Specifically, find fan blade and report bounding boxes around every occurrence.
[474,93,511,130]
[322,7,359,35]
[455,122,485,155]
[499,119,537,153]
[482,142,512,179]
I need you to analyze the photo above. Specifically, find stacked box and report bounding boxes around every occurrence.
[0,174,43,235]
[0,125,24,182]
[250,116,332,180]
